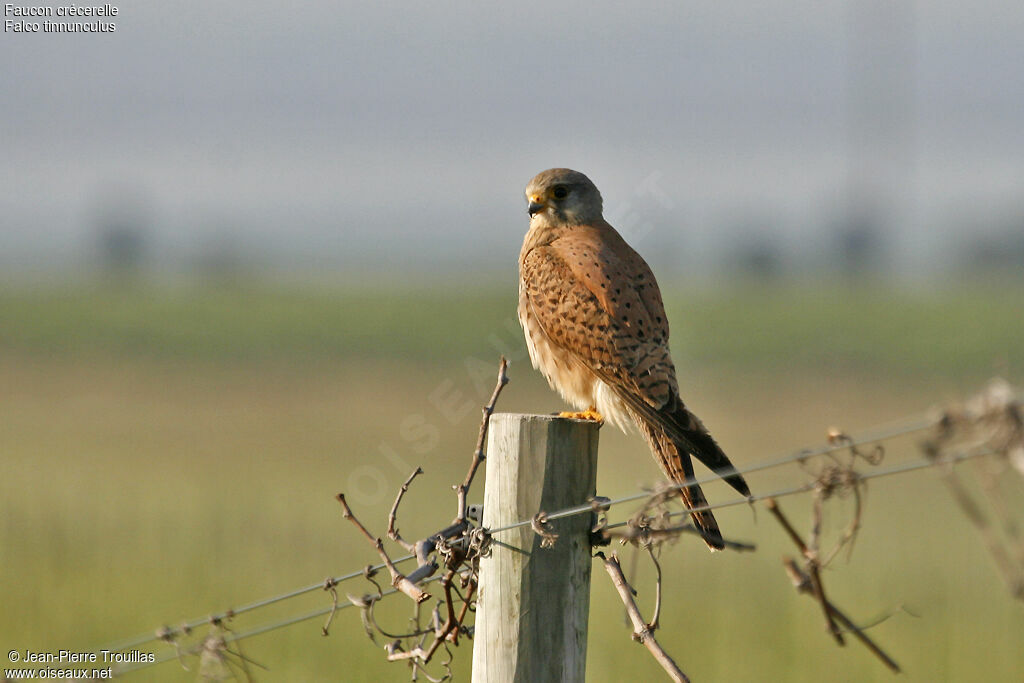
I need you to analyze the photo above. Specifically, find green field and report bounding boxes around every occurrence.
[2,278,1022,682]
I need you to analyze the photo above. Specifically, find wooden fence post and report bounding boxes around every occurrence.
[471,413,600,683]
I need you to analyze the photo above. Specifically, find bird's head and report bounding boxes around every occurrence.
[524,168,603,227]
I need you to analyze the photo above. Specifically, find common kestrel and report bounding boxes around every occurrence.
[517,168,750,550]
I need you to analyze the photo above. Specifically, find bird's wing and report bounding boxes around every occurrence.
[520,224,675,410]
[521,224,750,497]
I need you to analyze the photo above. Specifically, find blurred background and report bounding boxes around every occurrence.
[2,1,1022,681]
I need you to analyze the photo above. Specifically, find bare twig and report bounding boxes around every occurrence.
[767,498,900,672]
[972,457,1024,583]
[803,429,878,565]
[362,564,384,599]
[219,622,263,682]
[820,475,865,566]
[598,551,689,683]
[386,571,461,664]
[345,593,378,643]
[780,440,882,640]
[827,428,885,466]
[411,658,450,683]
[449,578,476,645]
[322,578,339,636]
[157,627,190,672]
[365,600,434,641]
[646,546,663,632]
[334,359,511,676]
[389,467,425,553]
[921,380,1024,600]
[195,623,267,682]
[455,356,509,524]
[766,498,844,645]
[783,559,901,673]
[337,494,431,603]
[937,463,1024,599]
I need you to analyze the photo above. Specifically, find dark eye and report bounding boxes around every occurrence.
[552,185,569,199]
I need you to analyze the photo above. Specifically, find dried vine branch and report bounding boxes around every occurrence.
[765,497,844,645]
[766,497,900,673]
[389,467,425,553]
[782,559,900,673]
[455,356,509,524]
[337,494,431,604]
[598,551,689,683]
[922,378,1024,599]
[386,570,460,664]
[645,546,664,632]
[330,357,510,678]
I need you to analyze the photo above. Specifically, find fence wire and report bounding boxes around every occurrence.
[98,387,1020,676]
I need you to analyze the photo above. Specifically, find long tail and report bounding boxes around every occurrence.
[632,399,751,551]
[636,416,726,550]
[662,402,751,499]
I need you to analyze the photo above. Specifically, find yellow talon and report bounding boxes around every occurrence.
[557,407,605,423]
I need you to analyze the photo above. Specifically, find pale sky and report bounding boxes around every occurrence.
[2,1,1023,273]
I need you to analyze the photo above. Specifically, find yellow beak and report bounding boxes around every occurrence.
[527,194,546,217]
